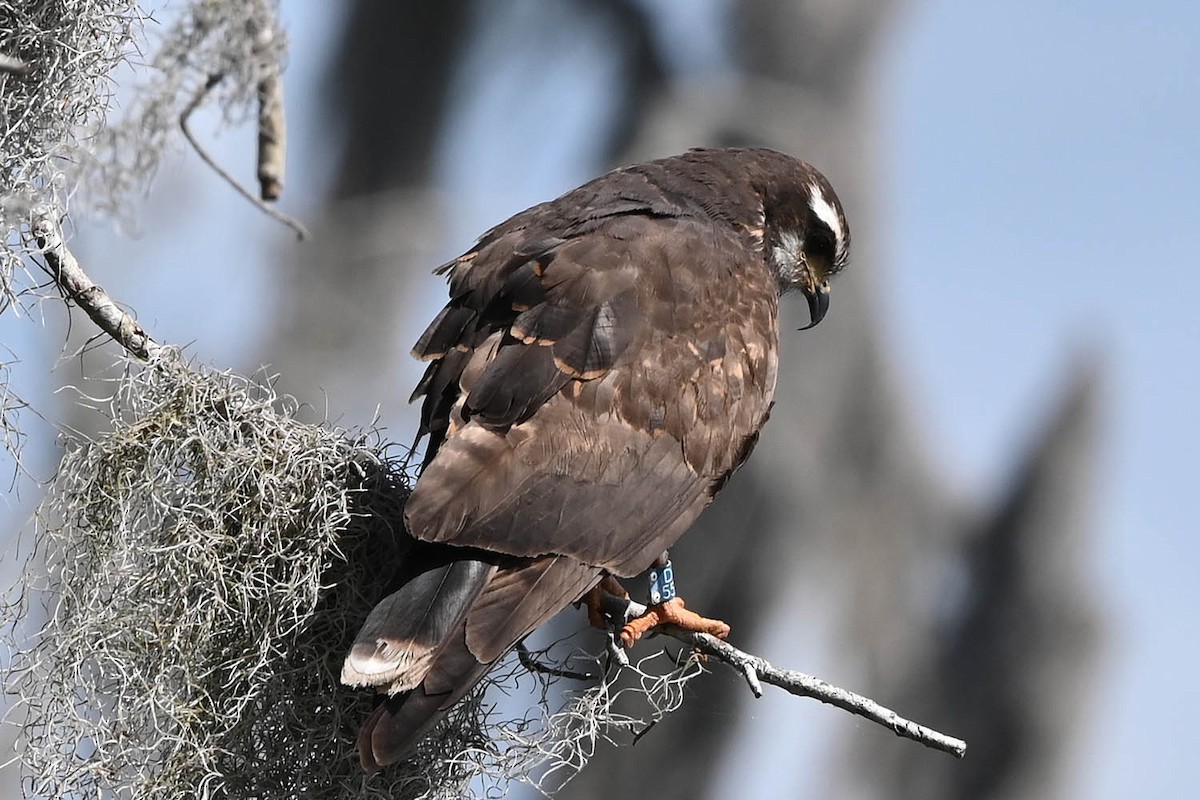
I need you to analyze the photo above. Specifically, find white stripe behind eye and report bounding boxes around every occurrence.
[808,180,846,261]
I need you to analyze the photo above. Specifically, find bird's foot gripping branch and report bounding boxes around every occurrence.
[580,562,732,649]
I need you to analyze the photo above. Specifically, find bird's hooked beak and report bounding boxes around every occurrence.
[799,281,831,330]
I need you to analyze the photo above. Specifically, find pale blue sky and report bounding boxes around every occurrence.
[886,3,1200,796]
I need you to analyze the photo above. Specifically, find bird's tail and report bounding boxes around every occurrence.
[341,544,493,692]
[356,627,493,772]
[346,547,602,771]
[341,541,494,770]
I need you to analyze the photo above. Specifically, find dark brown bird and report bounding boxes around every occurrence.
[341,147,850,771]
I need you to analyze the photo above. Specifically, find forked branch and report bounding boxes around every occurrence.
[180,74,309,239]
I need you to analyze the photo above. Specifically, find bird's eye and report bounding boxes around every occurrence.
[804,227,838,280]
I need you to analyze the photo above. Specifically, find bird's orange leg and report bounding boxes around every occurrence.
[620,597,730,648]
[619,554,730,648]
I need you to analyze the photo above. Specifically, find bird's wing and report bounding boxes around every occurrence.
[407,211,780,577]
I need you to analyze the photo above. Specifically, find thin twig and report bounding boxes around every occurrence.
[31,214,165,362]
[738,661,764,697]
[180,74,309,240]
[600,594,967,759]
[515,642,597,682]
[0,53,29,76]
[630,719,659,746]
[605,628,630,669]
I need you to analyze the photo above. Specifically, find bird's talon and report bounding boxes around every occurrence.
[619,596,730,649]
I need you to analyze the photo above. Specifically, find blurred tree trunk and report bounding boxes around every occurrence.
[860,362,1103,800]
[262,0,471,422]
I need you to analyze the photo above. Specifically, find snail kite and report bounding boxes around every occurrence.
[342,147,851,771]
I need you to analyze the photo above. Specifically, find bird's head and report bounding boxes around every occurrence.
[762,167,850,329]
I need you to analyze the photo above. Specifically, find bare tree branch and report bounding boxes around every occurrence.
[256,72,286,201]
[253,19,286,202]
[515,642,598,682]
[180,74,309,239]
[601,594,968,759]
[30,214,165,362]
